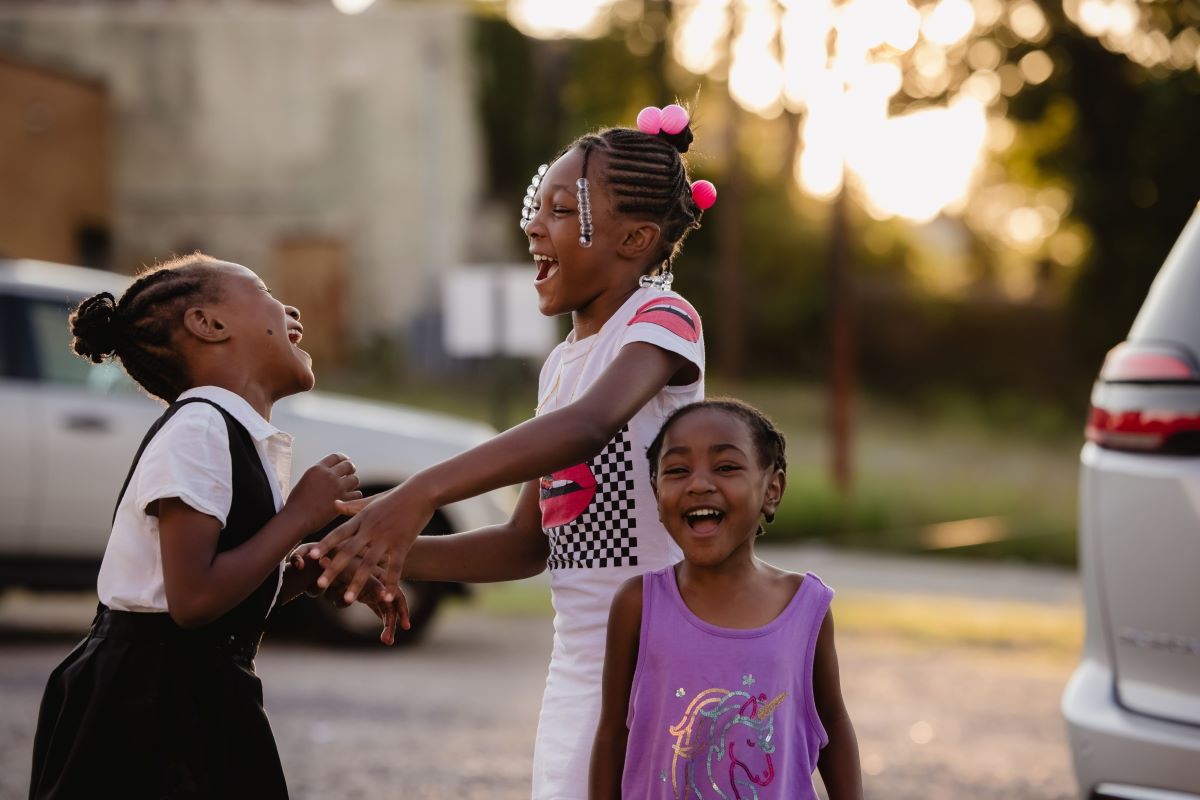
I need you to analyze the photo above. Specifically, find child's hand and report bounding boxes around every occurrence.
[316,552,411,645]
[305,483,434,605]
[284,453,362,533]
[354,573,411,646]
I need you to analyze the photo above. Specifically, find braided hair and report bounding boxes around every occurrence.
[69,253,223,402]
[646,398,788,524]
[569,121,704,274]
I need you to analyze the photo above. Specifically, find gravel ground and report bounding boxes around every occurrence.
[0,594,1076,799]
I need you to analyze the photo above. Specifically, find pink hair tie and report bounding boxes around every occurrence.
[636,103,690,136]
[636,106,662,134]
[691,179,717,210]
[660,103,689,135]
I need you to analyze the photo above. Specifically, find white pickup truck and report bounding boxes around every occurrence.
[0,259,512,645]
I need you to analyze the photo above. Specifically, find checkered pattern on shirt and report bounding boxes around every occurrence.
[545,425,638,570]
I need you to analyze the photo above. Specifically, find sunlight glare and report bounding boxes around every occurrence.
[922,0,976,47]
[1076,0,1111,38]
[972,0,1005,29]
[508,0,616,40]
[985,117,1016,151]
[960,69,1002,106]
[781,0,835,110]
[914,42,949,78]
[1105,0,1140,39]
[729,0,785,116]
[844,98,988,223]
[331,0,375,14]
[1018,50,1054,84]
[1008,0,1048,42]
[795,73,847,199]
[834,0,918,57]
[967,39,1003,71]
[1006,206,1045,246]
[673,0,731,75]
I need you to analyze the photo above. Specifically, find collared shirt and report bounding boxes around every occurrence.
[97,386,295,613]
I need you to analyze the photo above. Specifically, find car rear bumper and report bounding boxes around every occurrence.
[1063,658,1200,798]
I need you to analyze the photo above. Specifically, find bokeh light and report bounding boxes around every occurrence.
[507,0,616,39]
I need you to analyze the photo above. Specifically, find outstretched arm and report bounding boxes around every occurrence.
[813,610,863,800]
[309,342,688,602]
[589,575,643,799]
[402,480,548,583]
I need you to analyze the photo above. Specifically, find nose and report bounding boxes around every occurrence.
[285,305,300,321]
[684,469,716,495]
[524,203,547,242]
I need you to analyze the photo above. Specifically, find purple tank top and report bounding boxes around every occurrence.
[621,566,834,799]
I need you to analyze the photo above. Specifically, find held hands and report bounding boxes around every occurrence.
[284,453,362,534]
[288,547,410,645]
[305,483,434,605]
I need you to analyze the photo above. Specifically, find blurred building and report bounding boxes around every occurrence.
[0,0,484,363]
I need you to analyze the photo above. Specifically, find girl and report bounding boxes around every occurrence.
[307,104,717,796]
[590,399,863,800]
[30,254,401,799]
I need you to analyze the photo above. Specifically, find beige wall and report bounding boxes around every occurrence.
[0,1,484,341]
[0,58,111,265]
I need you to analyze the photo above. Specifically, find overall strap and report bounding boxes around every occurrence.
[110,397,225,526]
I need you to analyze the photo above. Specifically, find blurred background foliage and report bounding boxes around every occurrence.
[471,0,1200,407]
[435,0,1198,563]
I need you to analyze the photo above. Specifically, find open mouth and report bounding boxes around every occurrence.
[287,326,304,345]
[534,253,559,283]
[684,507,725,535]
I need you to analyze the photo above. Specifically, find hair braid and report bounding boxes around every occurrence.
[568,122,705,271]
[69,253,222,402]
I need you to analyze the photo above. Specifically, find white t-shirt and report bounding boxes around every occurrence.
[97,386,294,613]
[532,287,705,798]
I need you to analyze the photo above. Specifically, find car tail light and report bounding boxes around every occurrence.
[1086,343,1200,453]
[1098,343,1199,382]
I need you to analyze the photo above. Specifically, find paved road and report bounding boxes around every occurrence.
[0,548,1080,799]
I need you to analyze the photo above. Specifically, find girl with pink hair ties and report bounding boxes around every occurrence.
[304,104,718,796]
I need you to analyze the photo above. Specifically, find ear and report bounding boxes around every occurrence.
[181,305,230,344]
[617,220,662,262]
[761,469,786,524]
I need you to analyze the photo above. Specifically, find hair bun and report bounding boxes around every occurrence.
[70,291,122,363]
[659,125,693,154]
[635,104,694,154]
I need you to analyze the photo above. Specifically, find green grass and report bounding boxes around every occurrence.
[322,371,1082,565]
[457,581,1083,657]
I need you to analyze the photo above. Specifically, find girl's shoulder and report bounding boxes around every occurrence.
[145,400,229,452]
[619,288,704,364]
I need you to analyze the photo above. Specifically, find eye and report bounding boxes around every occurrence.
[552,205,571,215]
[715,463,742,473]
[661,465,688,476]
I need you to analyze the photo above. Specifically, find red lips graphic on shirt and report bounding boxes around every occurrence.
[628,297,700,343]
[539,462,597,528]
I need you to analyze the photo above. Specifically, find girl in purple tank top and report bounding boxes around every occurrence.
[590,399,863,800]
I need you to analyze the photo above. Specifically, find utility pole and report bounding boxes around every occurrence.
[828,181,854,496]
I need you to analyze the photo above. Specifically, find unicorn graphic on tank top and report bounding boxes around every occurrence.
[666,686,788,799]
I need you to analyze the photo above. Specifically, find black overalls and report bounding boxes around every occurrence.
[30,398,289,799]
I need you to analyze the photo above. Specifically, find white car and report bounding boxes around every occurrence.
[1063,205,1200,798]
[0,259,512,645]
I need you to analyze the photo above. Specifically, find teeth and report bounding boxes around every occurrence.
[533,254,557,263]
[687,509,722,519]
